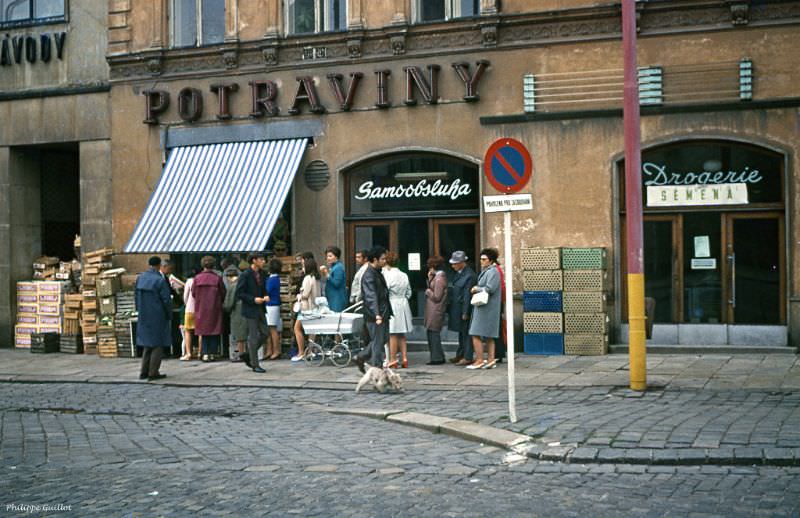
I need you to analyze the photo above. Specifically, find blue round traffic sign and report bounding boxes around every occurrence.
[484,138,532,193]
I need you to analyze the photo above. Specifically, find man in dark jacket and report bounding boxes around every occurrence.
[135,256,171,381]
[235,253,268,373]
[354,246,393,373]
[447,251,477,366]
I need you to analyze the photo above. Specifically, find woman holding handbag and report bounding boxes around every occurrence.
[467,248,501,370]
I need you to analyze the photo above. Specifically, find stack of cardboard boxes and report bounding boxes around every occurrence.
[32,256,59,280]
[14,280,69,349]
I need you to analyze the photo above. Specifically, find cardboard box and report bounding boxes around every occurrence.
[15,324,37,336]
[39,293,63,304]
[38,325,61,334]
[17,303,38,314]
[15,335,32,348]
[38,281,64,293]
[39,315,62,326]
[17,294,38,304]
[16,314,38,325]
[16,281,38,293]
[38,304,61,315]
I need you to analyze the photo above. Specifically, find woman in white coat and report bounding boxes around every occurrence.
[383,251,413,368]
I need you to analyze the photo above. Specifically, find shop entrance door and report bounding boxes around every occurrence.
[349,220,398,255]
[432,218,479,270]
[725,213,785,324]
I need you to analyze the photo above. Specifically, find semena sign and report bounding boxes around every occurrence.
[142,60,490,124]
[646,183,748,207]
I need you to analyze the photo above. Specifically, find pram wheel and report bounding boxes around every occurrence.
[304,342,325,366]
[330,343,351,367]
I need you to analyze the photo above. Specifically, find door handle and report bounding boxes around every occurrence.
[727,252,736,307]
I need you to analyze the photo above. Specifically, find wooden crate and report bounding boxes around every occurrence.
[523,312,563,333]
[564,334,608,355]
[521,248,561,270]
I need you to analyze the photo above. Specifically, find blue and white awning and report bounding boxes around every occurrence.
[124,138,306,253]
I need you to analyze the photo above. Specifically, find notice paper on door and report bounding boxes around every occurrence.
[408,253,421,271]
[694,236,710,258]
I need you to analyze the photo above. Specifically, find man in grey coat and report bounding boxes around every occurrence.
[447,251,477,366]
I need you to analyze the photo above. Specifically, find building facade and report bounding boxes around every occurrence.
[102,0,800,348]
[1,1,111,345]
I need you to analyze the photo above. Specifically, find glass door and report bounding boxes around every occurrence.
[682,213,723,323]
[347,220,398,287]
[643,215,681,322]
[432,218,479,273]
[725,213,785,324]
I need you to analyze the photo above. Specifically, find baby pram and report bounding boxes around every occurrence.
[299,301,364,367]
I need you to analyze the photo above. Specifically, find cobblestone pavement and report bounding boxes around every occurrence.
[2,383,800,516]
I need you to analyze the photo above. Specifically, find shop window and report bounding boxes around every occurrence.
[416,0,478,23]
[286,0,346,35]
[0,0,66,27]
[171,0,225,48]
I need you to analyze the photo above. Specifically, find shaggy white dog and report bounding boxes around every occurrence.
[355,366,404,393]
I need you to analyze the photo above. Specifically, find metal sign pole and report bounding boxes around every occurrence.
[504,210,517,423]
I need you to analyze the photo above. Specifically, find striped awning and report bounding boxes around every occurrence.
[124,138,306,253]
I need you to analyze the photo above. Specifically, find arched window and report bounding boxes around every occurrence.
[171,0,225,48]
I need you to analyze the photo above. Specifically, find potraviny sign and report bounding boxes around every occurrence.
[482,193,533,212]
[646,183,748,207]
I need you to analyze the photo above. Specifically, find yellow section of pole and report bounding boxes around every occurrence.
[627,272,647,391]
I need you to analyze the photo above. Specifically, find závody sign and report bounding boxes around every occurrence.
[643,162,759,207]
[355,178,471,201]
[0,32,67,67]
[142,60,490,124]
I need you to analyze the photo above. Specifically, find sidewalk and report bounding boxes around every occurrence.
[1,348,798,390]
[3,348,800,467]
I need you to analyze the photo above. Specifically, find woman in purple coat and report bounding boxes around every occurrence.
[192,256,226,361]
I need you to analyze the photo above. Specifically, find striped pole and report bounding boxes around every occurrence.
[623,0,647,391]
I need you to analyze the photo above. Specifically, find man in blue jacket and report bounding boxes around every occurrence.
[320,245,347,312]
[135,256,172,381]
[447,251,477,366]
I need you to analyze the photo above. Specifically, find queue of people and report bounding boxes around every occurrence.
[133,244,508,381]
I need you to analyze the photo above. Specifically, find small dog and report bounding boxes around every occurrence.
[355,366,404,393]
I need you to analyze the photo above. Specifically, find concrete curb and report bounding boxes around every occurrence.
[328,407,800,467]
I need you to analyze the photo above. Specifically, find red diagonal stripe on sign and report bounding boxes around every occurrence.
[494,148,523,183]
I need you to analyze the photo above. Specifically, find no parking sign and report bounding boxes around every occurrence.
[483,138,532,193]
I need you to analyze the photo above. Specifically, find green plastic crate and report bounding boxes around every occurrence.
[562,248,607,270]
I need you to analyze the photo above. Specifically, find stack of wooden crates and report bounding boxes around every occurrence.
[522,247,609,356]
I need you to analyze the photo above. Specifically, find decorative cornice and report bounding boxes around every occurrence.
[106,1,800,83]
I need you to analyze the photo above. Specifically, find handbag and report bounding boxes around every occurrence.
[292,301,301,313]
[470,291,488,306]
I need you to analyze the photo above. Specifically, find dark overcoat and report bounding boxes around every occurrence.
[447,265,477,333]
[192,270,226,335]
[135,268,172,348]
[360,265,393,322]
[236,267,266,320]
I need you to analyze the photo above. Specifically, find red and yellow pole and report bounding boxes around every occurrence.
[622,0,647,391]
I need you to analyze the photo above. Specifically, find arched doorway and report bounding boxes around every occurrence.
[620,140,786,344]
[344,152,480,320]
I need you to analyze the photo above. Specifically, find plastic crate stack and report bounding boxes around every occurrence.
[521,248,565,355]
[562,248,609,356]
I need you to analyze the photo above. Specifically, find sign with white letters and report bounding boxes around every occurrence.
[482,194,532,213]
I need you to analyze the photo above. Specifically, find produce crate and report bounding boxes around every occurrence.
[523,270,563,291]
[564,313,608,334]
[521,248,561,270]
[563,291,607,313]
[30,332,59,353]
[99,297,116,315]
[59,334,84,354]
[98,344,118,358]
[523,333,564,355]
[561,248,607,270]
[563,270,607,292]
[564,334,608,356]
[97,277,121,297]
[523,312,563,333]
[523,291,562,312]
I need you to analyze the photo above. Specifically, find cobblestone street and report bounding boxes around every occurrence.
[2,382,800,516]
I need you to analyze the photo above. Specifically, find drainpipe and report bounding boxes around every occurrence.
[623,0,647,391]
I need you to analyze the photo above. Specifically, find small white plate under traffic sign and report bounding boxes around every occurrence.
[482,194,532,213]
